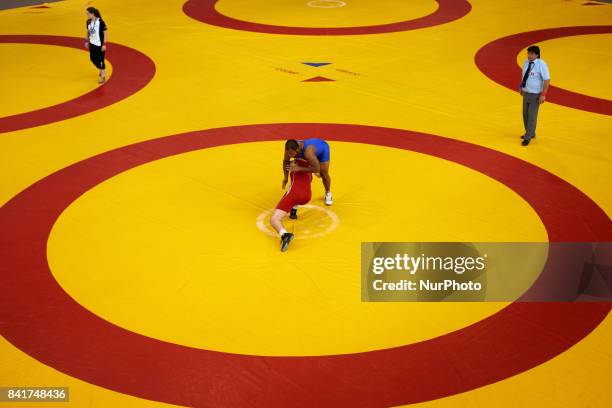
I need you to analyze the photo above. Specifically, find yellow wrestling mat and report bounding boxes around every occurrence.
[0,0,611,407]
[0,43,112,117]
[47,141,543,356]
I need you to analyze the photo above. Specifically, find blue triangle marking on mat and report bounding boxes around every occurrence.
[302,62,332,67]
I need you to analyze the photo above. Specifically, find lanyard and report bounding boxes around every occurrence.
[89,19,97,35]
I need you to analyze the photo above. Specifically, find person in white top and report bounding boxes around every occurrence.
[84,7,108,84]
[518,45,550,146]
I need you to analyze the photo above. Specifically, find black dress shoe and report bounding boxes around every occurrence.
[289,208,298,219]
[521,139,530,146]
[280,233,294,252]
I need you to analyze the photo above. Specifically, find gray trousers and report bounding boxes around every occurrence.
[522,92,540,141]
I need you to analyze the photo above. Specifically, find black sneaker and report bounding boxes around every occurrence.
[280,233,294,252]
[289,208,298,219]
[521,139,530,146]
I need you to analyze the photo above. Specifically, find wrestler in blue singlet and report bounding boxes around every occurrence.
[301,138,330,163]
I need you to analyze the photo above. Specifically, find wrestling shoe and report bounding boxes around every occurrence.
[325,191,333,206]
[280,233,294,252]
[289,207,298,219]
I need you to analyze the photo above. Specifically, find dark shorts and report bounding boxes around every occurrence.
[89,44,105,69]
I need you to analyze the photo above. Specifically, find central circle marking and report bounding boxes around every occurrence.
[256,204,340,239]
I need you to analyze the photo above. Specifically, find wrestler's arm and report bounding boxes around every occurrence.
[291,147,320,173]
[282,150,291,189]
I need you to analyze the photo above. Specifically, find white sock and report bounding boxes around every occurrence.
[279,228,288,237]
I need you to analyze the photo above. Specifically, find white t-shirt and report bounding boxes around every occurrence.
[87,18,107,47]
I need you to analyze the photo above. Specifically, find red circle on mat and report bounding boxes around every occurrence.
[475,26,612,116]
[183,0,471,35]
[0,123,610,407]
[0,35,156,133]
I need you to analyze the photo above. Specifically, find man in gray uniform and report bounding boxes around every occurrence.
[519,45,550,146]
